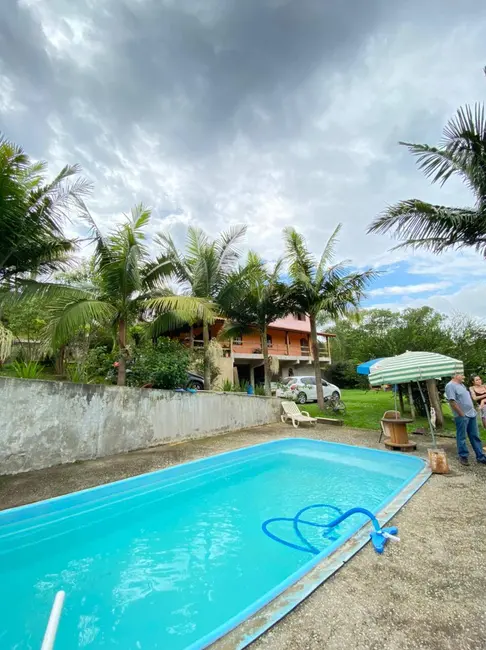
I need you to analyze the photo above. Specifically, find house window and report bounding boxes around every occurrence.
[300,338,309,353]
[267,335,273,348]
[297,313,305,321]
[233,335,242,346]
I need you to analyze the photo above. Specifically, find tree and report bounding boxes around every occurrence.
[158,225,246,389]
[327,307,453,367]
[447,313,486,377]
[217,253,294,395]
[284,225,375,409]
[369,82,486,256]
[31,206,213,385]
[1,297,47,361]
[0,134,90,283]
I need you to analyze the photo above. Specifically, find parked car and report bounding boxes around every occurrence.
[186,372,204,390]
[276,376,341,404]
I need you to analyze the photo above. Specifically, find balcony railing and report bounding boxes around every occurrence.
[182,339,330,358]
[232,342,330,358]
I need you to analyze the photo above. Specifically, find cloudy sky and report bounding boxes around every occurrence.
[1,0,485,318]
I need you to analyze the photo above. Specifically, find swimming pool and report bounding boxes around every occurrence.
[0,438,429,649]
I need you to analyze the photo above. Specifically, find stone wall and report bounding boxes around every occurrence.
[0,377,281,475]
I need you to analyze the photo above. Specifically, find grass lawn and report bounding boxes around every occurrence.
[299,388,458,435]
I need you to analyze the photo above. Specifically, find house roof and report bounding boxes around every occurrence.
[215,315,334,337]
[268,315,335,337]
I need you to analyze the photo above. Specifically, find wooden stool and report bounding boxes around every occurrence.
[381,416,416,452]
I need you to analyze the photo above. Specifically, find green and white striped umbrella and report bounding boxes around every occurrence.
[368,351,464,386]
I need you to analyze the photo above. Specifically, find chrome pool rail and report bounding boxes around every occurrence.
[40,591,65,650]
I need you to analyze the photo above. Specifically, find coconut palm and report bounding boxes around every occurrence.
[284,225,375,409]
[157,225,246,389]
[34,205,214,385]
[217,252,294,396]
[369,103,486,256]
[0,134,90,282]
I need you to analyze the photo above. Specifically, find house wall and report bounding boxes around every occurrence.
[0,377,281,475]
[233,328,310,356]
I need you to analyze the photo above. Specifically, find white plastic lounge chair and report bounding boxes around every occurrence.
[281,401,317,428]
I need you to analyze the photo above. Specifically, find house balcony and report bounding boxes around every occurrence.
[185,339,331,362]
[232,342,331,362]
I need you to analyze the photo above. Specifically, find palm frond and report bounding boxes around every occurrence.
[369,199,486,255]
[43,298,117,348]
[156,231,192,284]
[144,295,216,325]
[283,227,316,282]
[8,279,93,303]
[316,224,341,281]
[312,268,377,320]
[130,203,152,231]
[141,258,173,290]
[145,311,192,338]
[218,320,256,341]
[215,225,247,273]
[185,227,209,266]
[401,103,486,198]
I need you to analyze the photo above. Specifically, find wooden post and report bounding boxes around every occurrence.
[426,378,444,429]
[398,384,405,414]
[407,382,416,420]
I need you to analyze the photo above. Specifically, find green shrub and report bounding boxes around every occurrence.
[221,379,234,392]
[65,363,95,384]
[129,338,190,389]
[254,385,266,396]
[84,346,117,380]
[12,360,44,379]
[233,380,250,393]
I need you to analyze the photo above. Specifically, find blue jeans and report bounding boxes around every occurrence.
[455,416,485,460]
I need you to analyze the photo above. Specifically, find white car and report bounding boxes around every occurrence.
[276,376,341,404]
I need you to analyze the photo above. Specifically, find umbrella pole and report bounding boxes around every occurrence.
[416,381,437,448]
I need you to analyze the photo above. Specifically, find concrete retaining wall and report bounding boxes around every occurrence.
[0,377,281,475]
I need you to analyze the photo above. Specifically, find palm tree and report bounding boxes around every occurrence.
[368,102,486,256]
[34,205,214,385]
[217,253,294,396]
[0,134,91,282]
[157,225,246,389]
[284,225,375,409]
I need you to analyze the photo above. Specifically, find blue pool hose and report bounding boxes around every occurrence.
[262,505,400,555]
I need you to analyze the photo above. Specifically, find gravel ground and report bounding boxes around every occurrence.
[1,423,485,650]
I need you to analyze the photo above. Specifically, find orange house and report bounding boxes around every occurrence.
[176,314,334,387]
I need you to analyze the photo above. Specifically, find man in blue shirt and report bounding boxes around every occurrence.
[445,372,486,466]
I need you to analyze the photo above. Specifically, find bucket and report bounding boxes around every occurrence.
[427,448,449,474]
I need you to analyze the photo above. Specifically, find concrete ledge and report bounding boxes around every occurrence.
[316,417,344,427]
[0,377,281,475]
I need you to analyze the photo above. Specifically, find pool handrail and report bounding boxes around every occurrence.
[40,590,65,650]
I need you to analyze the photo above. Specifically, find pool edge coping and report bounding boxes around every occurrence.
[208,462,432,650]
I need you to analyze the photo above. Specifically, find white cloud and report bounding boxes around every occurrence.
[3,0,486,320]
[0,73,26,113]
[369,284,486,322]
[369,282,452,297]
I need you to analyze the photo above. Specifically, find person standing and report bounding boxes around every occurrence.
[469,376,486,428]
[445,372,486,466]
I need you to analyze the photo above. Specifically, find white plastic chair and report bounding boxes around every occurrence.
[281,401,317,428]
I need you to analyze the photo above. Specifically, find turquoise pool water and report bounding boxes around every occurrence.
[0,439,426,649]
